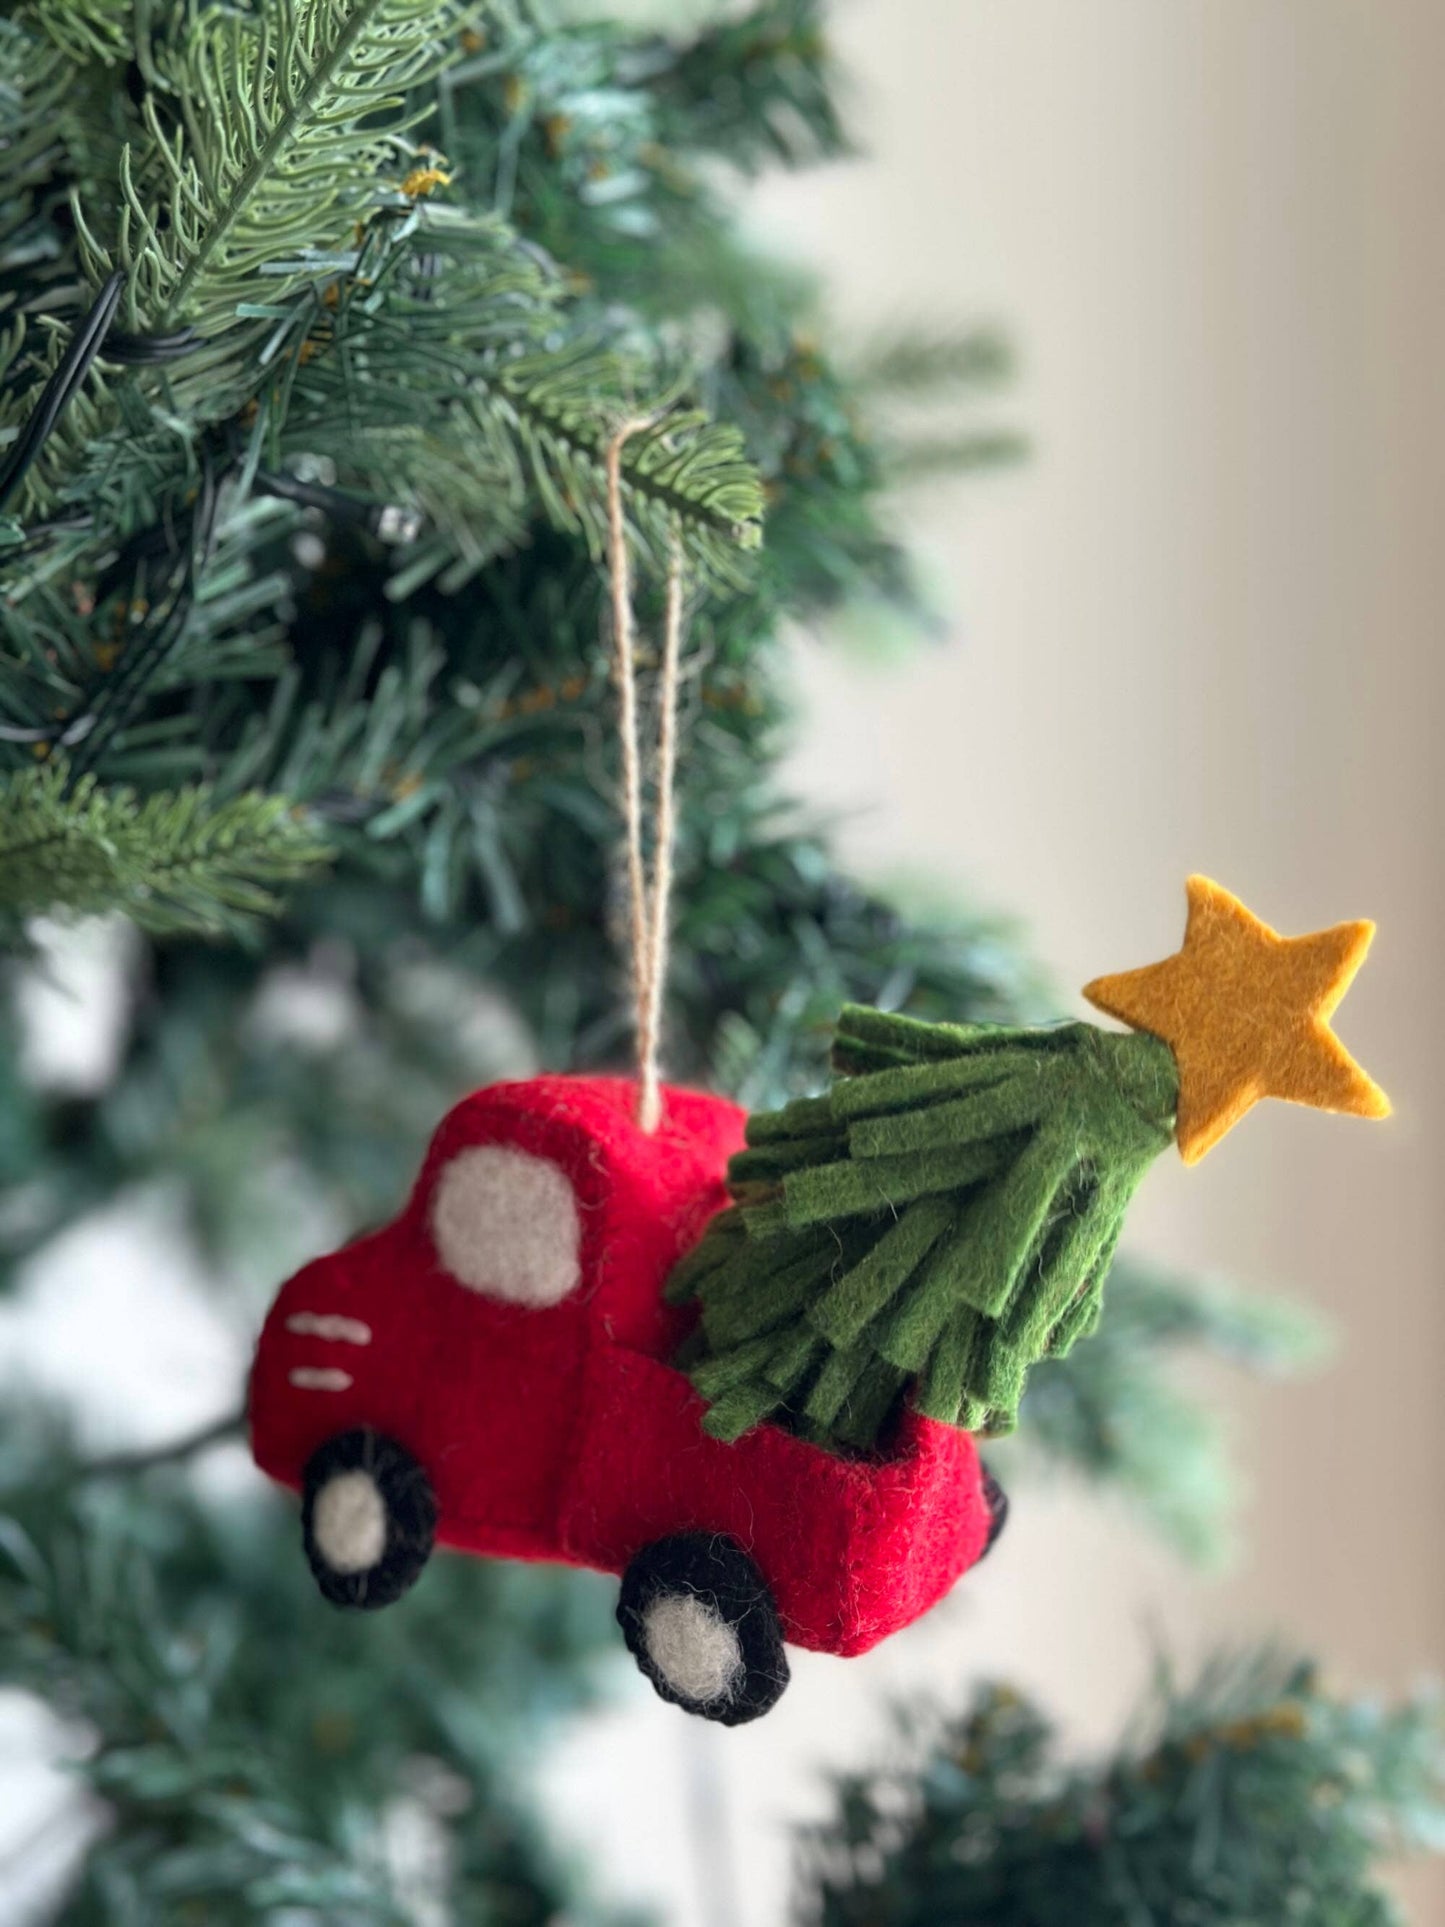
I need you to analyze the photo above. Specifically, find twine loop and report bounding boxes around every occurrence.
[604,419,687,1134]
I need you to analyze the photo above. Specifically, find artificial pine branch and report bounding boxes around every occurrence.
[80,1409,247,1477]
[650,0,849,173]
[0,763,329,936]
[799,1654,1445,1926]
[74,0,478,337]
[0,16,72,235]
[0,494,297,766]
[19,0,131,68]
[10,0,767,570]
[3,1,480,512]
[853,326,1017,396]
[283,230,765,588]
[0,1417,629,1925]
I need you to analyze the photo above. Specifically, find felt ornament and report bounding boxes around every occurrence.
[250,1074,1005,1725]
[670,877,1389,1453]
[249,876,1383,1722]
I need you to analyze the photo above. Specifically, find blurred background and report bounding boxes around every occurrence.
[3,2,1442,1922]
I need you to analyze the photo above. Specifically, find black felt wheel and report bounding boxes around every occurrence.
[980,1464,1010,1558]
[301,1427,437,1610]
[617,1533,790,1725]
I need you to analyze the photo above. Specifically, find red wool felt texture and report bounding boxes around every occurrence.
[250,1076,995,1656]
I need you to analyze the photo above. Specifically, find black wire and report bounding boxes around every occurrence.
[255,468,370,518]
[66,465,221,782]
[2,277,422,771]
[0,269,125,515]
[254,467,419,540]
[0,272,208,515]
[1,513,93,562]
[105,325,201,365]
[93,509,201,607]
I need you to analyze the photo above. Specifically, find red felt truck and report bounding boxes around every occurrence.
[250,1075,1005,1723]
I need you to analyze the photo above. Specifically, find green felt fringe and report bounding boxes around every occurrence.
[669,1006,1179,1452]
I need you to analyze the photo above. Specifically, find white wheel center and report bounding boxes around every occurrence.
[313,1469,388,1573]
[642,1594,744,1704]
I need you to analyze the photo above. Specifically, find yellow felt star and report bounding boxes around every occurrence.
[1082,876,1391,1164]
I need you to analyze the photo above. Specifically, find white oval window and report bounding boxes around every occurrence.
[429,1144,582,1307]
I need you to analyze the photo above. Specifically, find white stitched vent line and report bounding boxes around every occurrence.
[285,1313,372,1345]
[289,1367,353,1392]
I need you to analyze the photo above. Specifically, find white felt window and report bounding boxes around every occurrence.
[430,1144,583,1307]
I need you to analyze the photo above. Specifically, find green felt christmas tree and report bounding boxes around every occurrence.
[673,873,1387,1455]
[673,1008,1179,1447]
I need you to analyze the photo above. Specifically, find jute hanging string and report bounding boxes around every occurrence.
[604,419,687,1133]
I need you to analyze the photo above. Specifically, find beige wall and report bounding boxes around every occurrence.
[760,0,1443,1915]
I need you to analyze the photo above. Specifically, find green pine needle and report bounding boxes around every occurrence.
[73,0,476,337]
[0,762,330,936]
